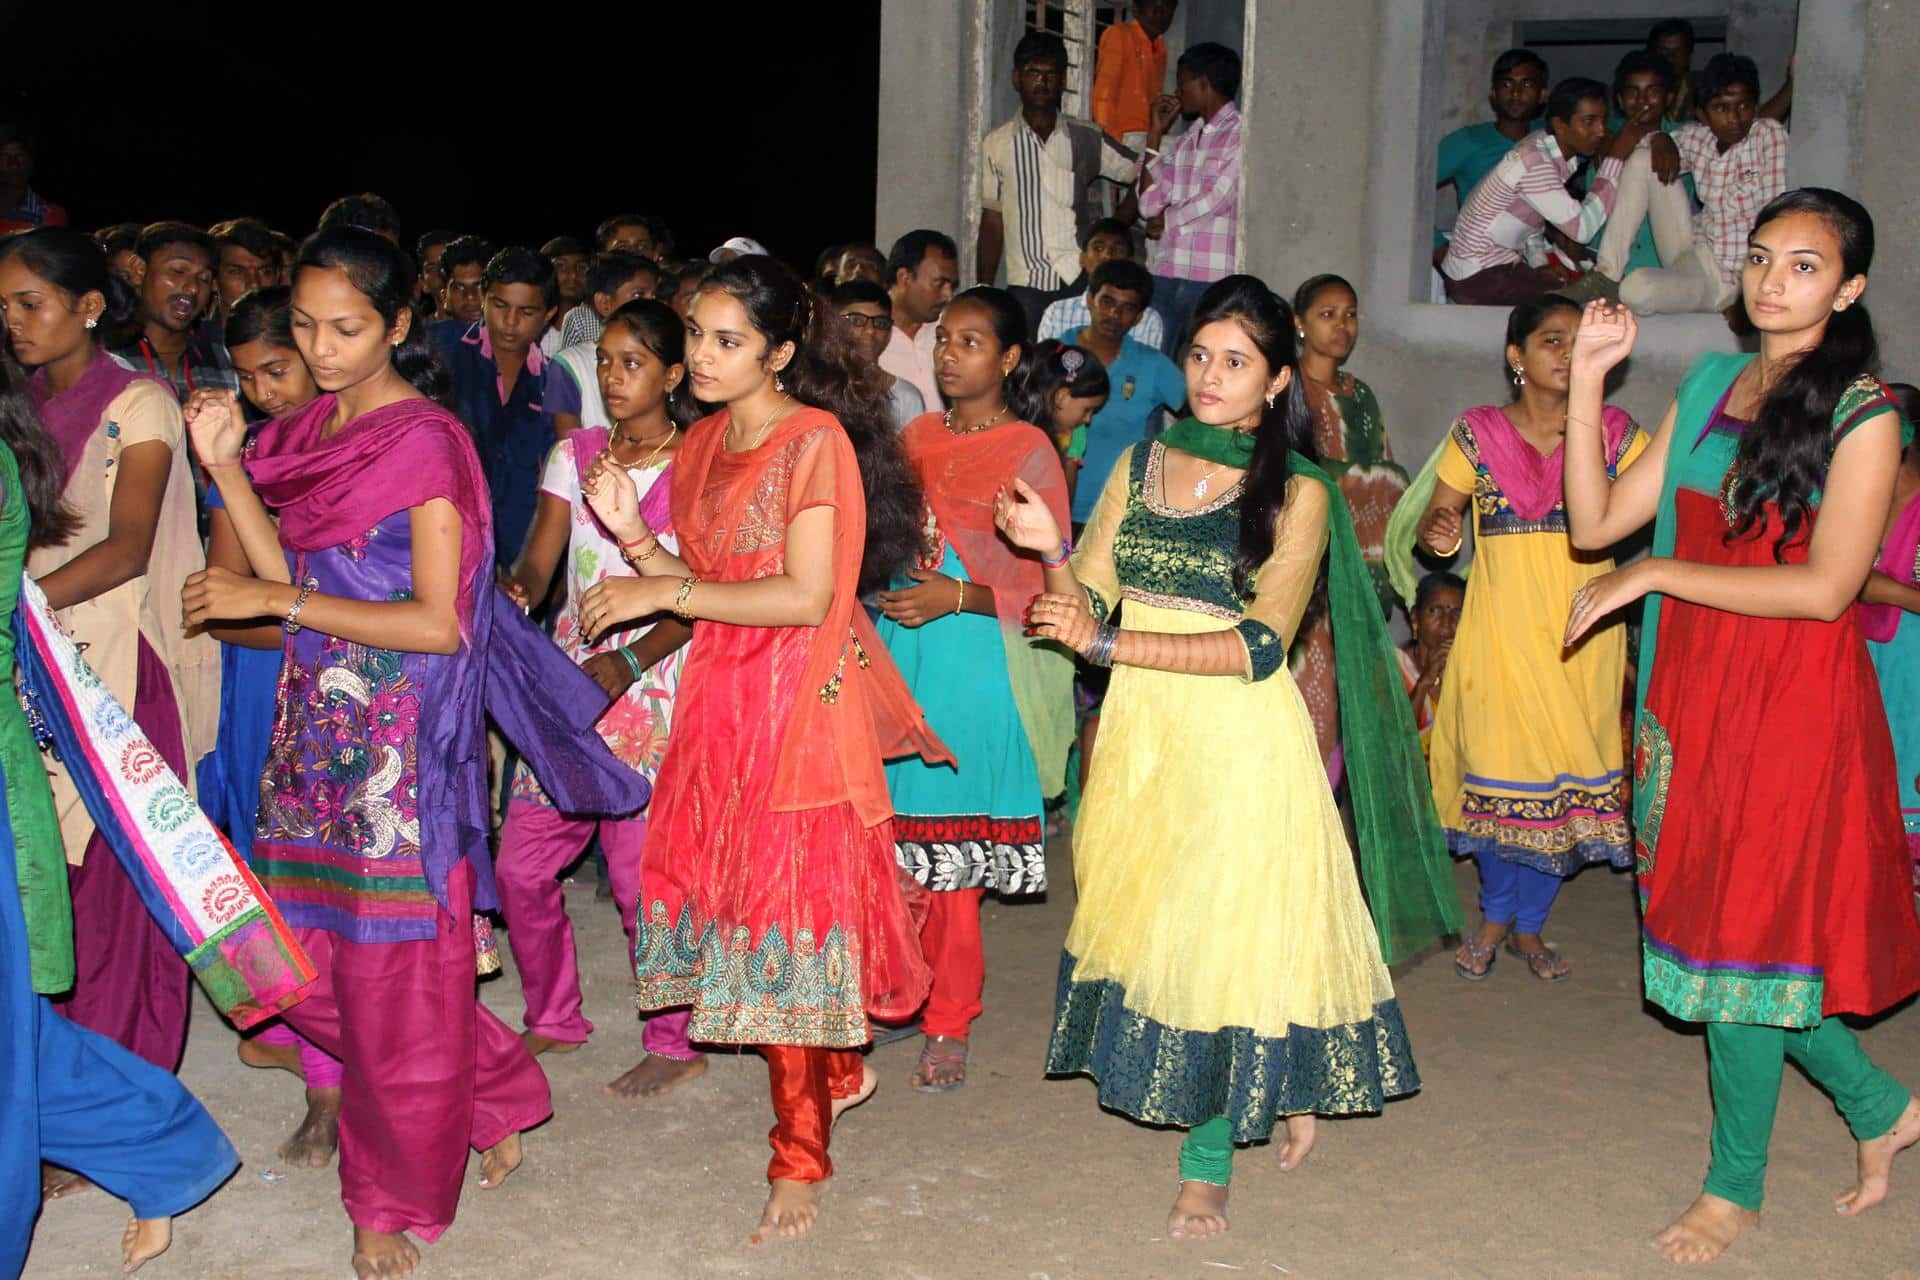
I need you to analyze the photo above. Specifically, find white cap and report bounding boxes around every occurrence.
[708,236,770,263]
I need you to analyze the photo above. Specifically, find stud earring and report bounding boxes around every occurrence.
[1511,366,1526,386]
[84,317,98,330]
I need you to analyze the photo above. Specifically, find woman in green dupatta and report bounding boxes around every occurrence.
[992,275,1458,1241]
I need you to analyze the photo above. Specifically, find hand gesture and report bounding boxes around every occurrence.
[1571,300,1638,380]
[1024,591,1097,655]
[499,577,532,611]
[185,389,248,470]
[580,650,636,701]
[584,452,650,545]
[993,478,1065,555]
[1565,562,1652,646]
[579,575,669,644]
[876,569,960,629]
[1650,131,1682,185]
[1419,506,1464,556]
[1148,94,1181,138]
[182,566,278,628]
[1144,213,1165,241]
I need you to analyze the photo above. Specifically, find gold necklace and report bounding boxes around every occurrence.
[944,405,1008,435]
[612,423,677,470]
[730,395,793,451]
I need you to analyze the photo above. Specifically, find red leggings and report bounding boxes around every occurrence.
[763,1045,864,1183]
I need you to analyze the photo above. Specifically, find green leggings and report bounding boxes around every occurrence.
[1704,1019,1909,1211]
[1179,1116,1235,1186]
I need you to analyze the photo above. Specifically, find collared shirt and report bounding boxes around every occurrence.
[1090,20,1166,138]
[982,115,1137,289]
[1037,292,1165,349]
[1673,118,1789,281]
[1433,119,1544,248]
[0,188,67,235]
[878,320,942,412]
[1066,329,1185,522]
[109,331,237,403]
[558,301,603,350]
[1441,132,1623,280]
[1137,100,1243,283]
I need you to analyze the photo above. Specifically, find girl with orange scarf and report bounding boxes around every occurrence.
[575,256,946,1245]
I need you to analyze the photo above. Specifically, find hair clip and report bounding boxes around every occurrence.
[1059,348,1085,377]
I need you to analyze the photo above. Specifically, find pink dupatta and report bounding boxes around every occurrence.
[1464,403,1634,519]
[1860,490,1920,643]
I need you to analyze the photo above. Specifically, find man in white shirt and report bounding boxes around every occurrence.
[978,29,1138,335]
[879,229,957,411]
[1036,217,1165,349]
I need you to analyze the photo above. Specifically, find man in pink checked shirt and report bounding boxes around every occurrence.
[1138,41,1242,357]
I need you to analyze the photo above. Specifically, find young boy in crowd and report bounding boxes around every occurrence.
[833,279,925,430]
[429,235,495,343]
[207,218,280,322]
[881,229,960,410]
[109,222,236,401]
[441,247,582,566]
[1061,258,1184,526]
[1090,0,1176,149]
[415,228,460,319]
[1434,48,1548,257]
[551,251,662,430]
[1036,217,1165,349]
[539,236,591,356]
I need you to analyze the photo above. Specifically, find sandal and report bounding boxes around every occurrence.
[1504,939,1573,982]
[911,1035,969,1092]
[1452,938,1498,982]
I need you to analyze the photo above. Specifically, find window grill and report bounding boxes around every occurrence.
[1025,1,1134,118]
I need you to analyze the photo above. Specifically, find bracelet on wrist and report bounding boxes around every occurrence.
[619,647,645,681]
[671,576,699,620]
[623,537,660,563]
[283,580,316,634]
[1041,538,1073,570]
[953,579,967,616]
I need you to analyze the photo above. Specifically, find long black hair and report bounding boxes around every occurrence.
[943,286,1032,417]
[0,353,81,550]
[0,226,138,349]
[601,297,702,430]
[1729,189,1878,561]
[697,256,921,594]
[1012,339,1110,427]
[293,227,451,407]
[223,285,295,351]
[1186,275,1316,592]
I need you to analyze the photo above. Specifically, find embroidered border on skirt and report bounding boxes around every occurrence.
[894,813,1046,894]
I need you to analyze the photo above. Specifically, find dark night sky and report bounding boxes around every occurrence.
[10,1,882,268]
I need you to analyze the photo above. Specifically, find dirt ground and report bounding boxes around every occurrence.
[21,848,1920,1279]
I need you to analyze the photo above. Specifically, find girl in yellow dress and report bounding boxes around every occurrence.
[994,276,1457,1241]
[1415,294,1647,982]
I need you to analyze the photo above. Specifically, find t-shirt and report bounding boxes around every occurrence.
[1067,329,1185,522]
[885,377,925,431]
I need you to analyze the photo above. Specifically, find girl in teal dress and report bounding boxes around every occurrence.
[1860,381,1920,912]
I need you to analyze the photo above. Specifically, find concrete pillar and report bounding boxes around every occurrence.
[875,0,986,265]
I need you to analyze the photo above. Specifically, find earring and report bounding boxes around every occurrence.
[775,373,785,394]
[84,317,97,330]
[1265,393,1277,409]
[1511,366,1526,386]
[668,385,677,402]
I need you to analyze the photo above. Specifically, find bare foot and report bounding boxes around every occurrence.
[1277,1114,1317,1171]
[121,1218,171,1273]
[1651,1193,1758,1263]
[351,1227,420,1278]
[41,1164,92,1201]
[237,1036,303,1074]
[832,1063,879,1126]
[604,1052,708,1100]
[1837,1095,1920,1216]
[519,1030,584,1057]
[1168,1181,1230,1240]
[477,1131,522,1190]
[749,1177,826,1245]
[278,1086,342,1168]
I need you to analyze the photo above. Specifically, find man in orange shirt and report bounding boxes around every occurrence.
[1091,0,1177,147]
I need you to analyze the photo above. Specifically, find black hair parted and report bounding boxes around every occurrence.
[224,285,295,351]
[438,235,494,278]
[135,220,214,263]
[1502,292,1580,389]
[1185,275,1318,594]
[1090,257,1153,306]
[1292,273,1356,317]
[1013,339,1110,426]
[1413,570,1467,614]
[295,227,450,408]
[601,297,701,430]
[1178,42,1241,103]
[1697,52,1761,105]
[0,226,138,339]
[1730,188,1880,562]
[1545,77,1610,126]
[483,246,558,308]
[886,229,960,288]
[696,256,923,595]
[0,351,81,551]
[317,192,401,238]
[828,279,892,310]
[945,286,1033,414]
[211,217,279,262]
[587,251,657,299]
[593,213,654,252]
[1491,47,1549,83]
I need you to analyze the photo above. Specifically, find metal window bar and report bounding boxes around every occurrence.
[1027,0,1133,118]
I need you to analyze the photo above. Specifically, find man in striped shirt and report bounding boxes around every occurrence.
[1441,77,1653,307]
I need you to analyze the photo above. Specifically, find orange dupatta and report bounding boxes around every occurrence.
[669,406,950,828]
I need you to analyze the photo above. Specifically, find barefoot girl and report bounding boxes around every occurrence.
[874,287,1073,1091]
[497,297,705,1098]
[1417,294,1647,982]
[575,256,945,1244]
[995,275,1457,1241]
[181,228,555,1279]
[1563,189,1920,1264]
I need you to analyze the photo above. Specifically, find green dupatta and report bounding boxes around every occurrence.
[1159,419,1463,962]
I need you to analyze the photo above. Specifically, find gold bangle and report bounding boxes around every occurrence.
[1437,532,1465,557]
[672,576,698,620]
[624,536,659,563]
[954,579,966,615]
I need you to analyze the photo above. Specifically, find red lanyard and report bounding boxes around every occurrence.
[138,336,196,396]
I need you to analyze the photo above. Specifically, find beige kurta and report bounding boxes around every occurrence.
[27,380,220,859]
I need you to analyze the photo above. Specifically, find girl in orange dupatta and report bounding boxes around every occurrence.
[876,288,1073,1092]
[576,256,946,1245]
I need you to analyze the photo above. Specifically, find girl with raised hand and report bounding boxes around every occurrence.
[497,298,705,1099]
[180,227,554,1280]
[1416,293,1647,983]
[574,255,947,1245]
[874,286,1073,1092]
[993,275,1456,1241]
[0,228,217,1103]
[1563,189,1920,1263]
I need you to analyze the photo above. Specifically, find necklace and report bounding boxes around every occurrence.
[1191,462,1226,499]
[730,395,793,451]
[944,406,1009,435]
[612,423,677,470]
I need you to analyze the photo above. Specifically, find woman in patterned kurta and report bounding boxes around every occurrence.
[496,299,701,1098]
[1859,383,1920,913]
[1291,274,1410,765]
[1562,191,1920,1264]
